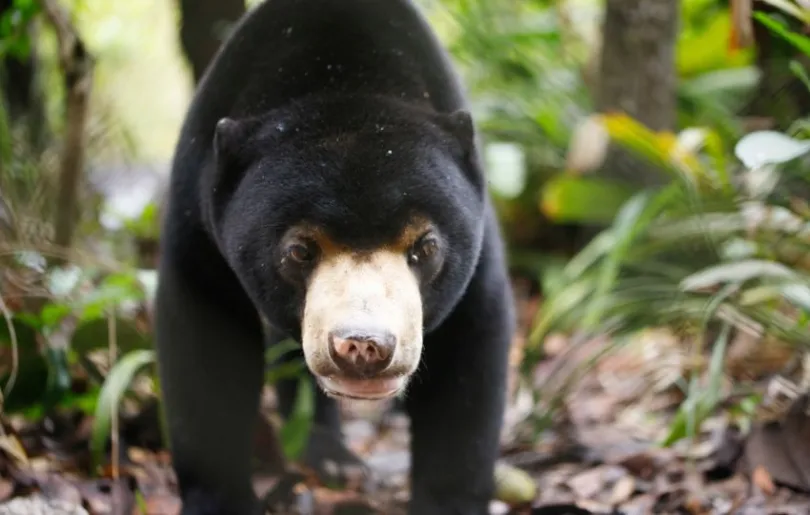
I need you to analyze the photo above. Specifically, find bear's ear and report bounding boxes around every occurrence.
[434,109,486,191]
[203,117,263,232]
[436,109,476,155]
[213,117,261,167]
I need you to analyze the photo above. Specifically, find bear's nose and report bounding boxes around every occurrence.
[328,326,396,377]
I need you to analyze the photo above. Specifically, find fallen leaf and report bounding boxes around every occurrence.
[567,468,605,499]
[608,475,635,504]
[143,492,181,515]
[752,466,776,496]
[0,435,28,466]
[0,479,13,502]
[617,453,658,481]
[742,395,810,492]
[684,495,712,515]
[494,462,536,505]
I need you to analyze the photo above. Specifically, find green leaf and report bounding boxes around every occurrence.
[790,60,810,93]
[661,324,730,447]
[583,191,657,329]
[279,375,314,462]
[77,273,145,322]
[540,175,638,224]
[264,339,305,383]
[72,318,151,356]
[781,284,810,313]
[264,338,301,364]
[680,260,796,291]
[0,0,38,61]
[528,279,594,347]
[536,259,569,301]
[90,350,156,471]
[754,12,810,58]
[265,360,306,385]
[680,67,760,98]
[43,347,72,408]
[599,114,685,179]
[14,312,41,331]
[677,12,753,77]
[54,386,101,415]
[758,0,810,24]
[39,302,73,330]
[707,324,731,404]
[122,202,160,238]
[734,130,810,168]
[562,231,615,279]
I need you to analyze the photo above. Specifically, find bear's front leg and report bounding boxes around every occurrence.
[155,259,266,515]
[405,265,513,515]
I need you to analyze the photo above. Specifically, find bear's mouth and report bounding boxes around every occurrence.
[317,375,406,401]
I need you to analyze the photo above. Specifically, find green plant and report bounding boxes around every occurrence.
[427,0,759,256]
[90,348,155,470]
[0,0,40,60]
[0,258,151,410]
[264,339,315,462]
[86,335,315,471]
[522,110,810,446]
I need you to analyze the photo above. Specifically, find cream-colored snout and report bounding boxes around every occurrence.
[301,250,423,400]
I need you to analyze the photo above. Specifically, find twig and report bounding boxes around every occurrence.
[39,0,94,254]
[107,310,120,508]
[0,242,123,272]
[0,292,19,402]
[0,188,16,240]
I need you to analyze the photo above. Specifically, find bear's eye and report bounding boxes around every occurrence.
[286,241,319,264]
[407,233,440,266]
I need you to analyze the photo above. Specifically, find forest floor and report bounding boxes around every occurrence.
[1,277,810,515]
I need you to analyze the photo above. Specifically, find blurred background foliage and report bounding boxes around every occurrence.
[1,0,810,486]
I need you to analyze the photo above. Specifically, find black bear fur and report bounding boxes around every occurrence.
[154,0,515,513]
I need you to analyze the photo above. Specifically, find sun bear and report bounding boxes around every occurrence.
[154,0,515,513]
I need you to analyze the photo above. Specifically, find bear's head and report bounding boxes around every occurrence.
[203,95,486,400]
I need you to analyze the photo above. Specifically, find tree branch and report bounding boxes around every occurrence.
[40,0,94,253]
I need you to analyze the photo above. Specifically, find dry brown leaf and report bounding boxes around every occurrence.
[743,395,810,492]
[684,495,713,515]
[725,332,793,381]
[311,486,377,514]
[127,447,150,465]
[567,468,605,500]
[542,334,569,357]
[607,475,635,505]
[0,434,28,466]
[143,492,181,515]
[0,478,14,502]
[617,453,658,481]
[752,466,776,496]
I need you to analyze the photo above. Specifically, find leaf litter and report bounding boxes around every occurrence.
[1,276,810,514]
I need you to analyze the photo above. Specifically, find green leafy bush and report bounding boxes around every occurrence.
[524,88,810,447]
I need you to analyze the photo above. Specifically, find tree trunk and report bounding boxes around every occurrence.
[42,0,94,254]
[178,0,245,83]
[595,0,680,188]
